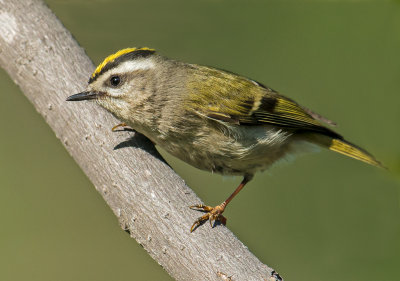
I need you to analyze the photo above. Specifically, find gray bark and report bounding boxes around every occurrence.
[0,1,279,280]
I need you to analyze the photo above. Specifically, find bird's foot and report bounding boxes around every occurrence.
[111,122,129,132]
[189,203,227,232]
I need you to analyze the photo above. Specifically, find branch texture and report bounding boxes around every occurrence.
[0,1,277,280]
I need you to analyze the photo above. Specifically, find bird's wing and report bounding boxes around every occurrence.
[186,66,340,138]
[209,92,340,138]
[239,91,340,137]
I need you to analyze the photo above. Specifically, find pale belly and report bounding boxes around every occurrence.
[153,124,297,176]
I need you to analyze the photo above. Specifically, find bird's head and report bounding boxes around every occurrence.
[67,47,159,120]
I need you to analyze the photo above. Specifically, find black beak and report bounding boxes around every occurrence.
[66,91,99,101]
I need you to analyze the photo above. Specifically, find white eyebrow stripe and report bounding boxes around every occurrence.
[108,59,155,74]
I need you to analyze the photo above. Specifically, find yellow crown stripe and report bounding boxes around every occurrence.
[91,47,155,78]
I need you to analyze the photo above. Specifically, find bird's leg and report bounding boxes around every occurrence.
[190,174,253,232]
[111,122,128,132]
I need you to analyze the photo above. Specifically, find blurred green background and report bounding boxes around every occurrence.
[1,0,399,280]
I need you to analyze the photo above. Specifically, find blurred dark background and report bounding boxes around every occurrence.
[0,0,399,280]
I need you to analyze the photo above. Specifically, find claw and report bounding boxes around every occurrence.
[189,176,251,232]
[190,204,213,212]
[111,122,128,132]
[190,213,210,232]
[189,203,227,232]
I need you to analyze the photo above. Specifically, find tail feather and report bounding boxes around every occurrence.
[329,138,384,168]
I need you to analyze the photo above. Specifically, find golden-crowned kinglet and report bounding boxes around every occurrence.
[67,47,383,232]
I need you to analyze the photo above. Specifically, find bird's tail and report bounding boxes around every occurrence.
[328,138,383,168]
[308,134,384,168]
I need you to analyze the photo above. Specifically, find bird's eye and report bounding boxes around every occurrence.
[110,75,121,87]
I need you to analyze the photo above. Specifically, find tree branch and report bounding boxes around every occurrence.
[0,1,279,280]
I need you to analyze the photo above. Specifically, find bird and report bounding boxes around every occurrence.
[67,47,383,232]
